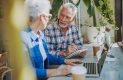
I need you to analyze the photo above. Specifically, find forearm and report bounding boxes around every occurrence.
[48,54,65,65]
[49,50,58,55]
[47,69,60,77]
[47,65,70,77]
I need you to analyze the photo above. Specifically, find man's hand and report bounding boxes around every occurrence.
[58,51,67,57]
[79,48,87,57]
[68,44,78,54]
[64,59,82,66]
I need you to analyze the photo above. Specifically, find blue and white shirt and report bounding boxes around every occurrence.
[21,27,65,80]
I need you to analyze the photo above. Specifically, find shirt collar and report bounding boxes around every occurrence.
[57,21,71,31]
[26,27,44,41]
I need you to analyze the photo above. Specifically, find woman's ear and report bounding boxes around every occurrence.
[38,15,42,21]
[27,19,33,26]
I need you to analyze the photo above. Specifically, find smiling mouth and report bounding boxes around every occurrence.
[59,21,67,26]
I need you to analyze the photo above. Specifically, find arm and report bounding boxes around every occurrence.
[36,63,71,79]
[47,65,71,77]
[33,68,69,79]
[44,27,58,55]
[21,32,47,79]
[48,53,65,65]
[21,32,55,79]
[73,26,83,49]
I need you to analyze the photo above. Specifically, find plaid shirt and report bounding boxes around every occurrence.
[44,22,83,55]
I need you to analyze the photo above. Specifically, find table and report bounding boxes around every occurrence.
[48,43,123,80]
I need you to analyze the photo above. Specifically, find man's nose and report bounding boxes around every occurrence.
[61,17,66,21]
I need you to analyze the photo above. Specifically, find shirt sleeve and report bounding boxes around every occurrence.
[21,31,33,65]
[22,45,48,79]
[44,25,58,55]
[48,53,65,65]
[35,68,47,80]
[73,25,83,49]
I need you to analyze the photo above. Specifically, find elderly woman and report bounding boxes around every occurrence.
[21,0,81,80]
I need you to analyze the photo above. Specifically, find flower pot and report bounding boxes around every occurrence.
[81,26,105,44]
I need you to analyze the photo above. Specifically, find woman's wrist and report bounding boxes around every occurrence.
[47,69,59,77]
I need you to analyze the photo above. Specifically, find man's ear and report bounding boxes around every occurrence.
[70,16,76,24]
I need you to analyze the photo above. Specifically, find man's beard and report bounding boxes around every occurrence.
[58,19,68,28]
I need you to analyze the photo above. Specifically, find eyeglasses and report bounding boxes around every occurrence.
[38,12,52,18]
[41,14,52,20]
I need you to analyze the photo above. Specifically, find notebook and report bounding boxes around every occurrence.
[65,49,87,59]
[83,44,107,77]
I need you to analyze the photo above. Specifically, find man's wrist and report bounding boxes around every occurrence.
[64,50,71,56]
[57,51,68,57]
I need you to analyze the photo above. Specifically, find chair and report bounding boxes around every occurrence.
[0,52,12,80]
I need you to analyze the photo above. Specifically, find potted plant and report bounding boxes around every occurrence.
[82,0,115,43]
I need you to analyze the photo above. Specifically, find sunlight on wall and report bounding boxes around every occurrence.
[6,0,36,80]
[10,0,28,30]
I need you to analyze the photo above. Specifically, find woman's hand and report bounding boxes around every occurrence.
[64,59,82,66]
[57,65,71,76]
[68,44,78,54]
[47,65,71,77]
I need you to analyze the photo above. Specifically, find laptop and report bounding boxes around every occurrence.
[83,44,108,77]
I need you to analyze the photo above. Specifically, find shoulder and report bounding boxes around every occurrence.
[21,31,29,39]
[70,24,79,31]
[21,31,30,44]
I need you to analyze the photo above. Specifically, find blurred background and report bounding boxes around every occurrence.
[0,0,122,80]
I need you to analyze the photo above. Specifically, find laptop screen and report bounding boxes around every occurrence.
[98,45,107,74]
[104,42,109,51]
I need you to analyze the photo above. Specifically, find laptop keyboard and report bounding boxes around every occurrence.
[83,63,98,74]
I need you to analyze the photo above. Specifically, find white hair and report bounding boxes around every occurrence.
[58,3,77,19]
[25,0,51,22]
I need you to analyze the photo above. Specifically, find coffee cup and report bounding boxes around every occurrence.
[93,44,100,56]
[71,66,87,80]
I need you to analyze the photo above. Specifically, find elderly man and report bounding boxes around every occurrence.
[45,3,86,57]
[21,0,81,80]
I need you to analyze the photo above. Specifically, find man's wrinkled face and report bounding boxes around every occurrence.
[58,7,74,28]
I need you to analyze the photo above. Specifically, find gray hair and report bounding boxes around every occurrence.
[58,3,77,19]
[25,0,51,22]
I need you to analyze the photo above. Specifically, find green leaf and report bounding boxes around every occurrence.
[83,0,90,7]
[83,0,95,17]
[50,0,63,21]
[87,3,94,17]
[93,36,96,39]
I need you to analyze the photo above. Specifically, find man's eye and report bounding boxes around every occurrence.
[66,16,71,19]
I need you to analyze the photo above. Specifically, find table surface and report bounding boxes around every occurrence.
[48,43,123,80]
